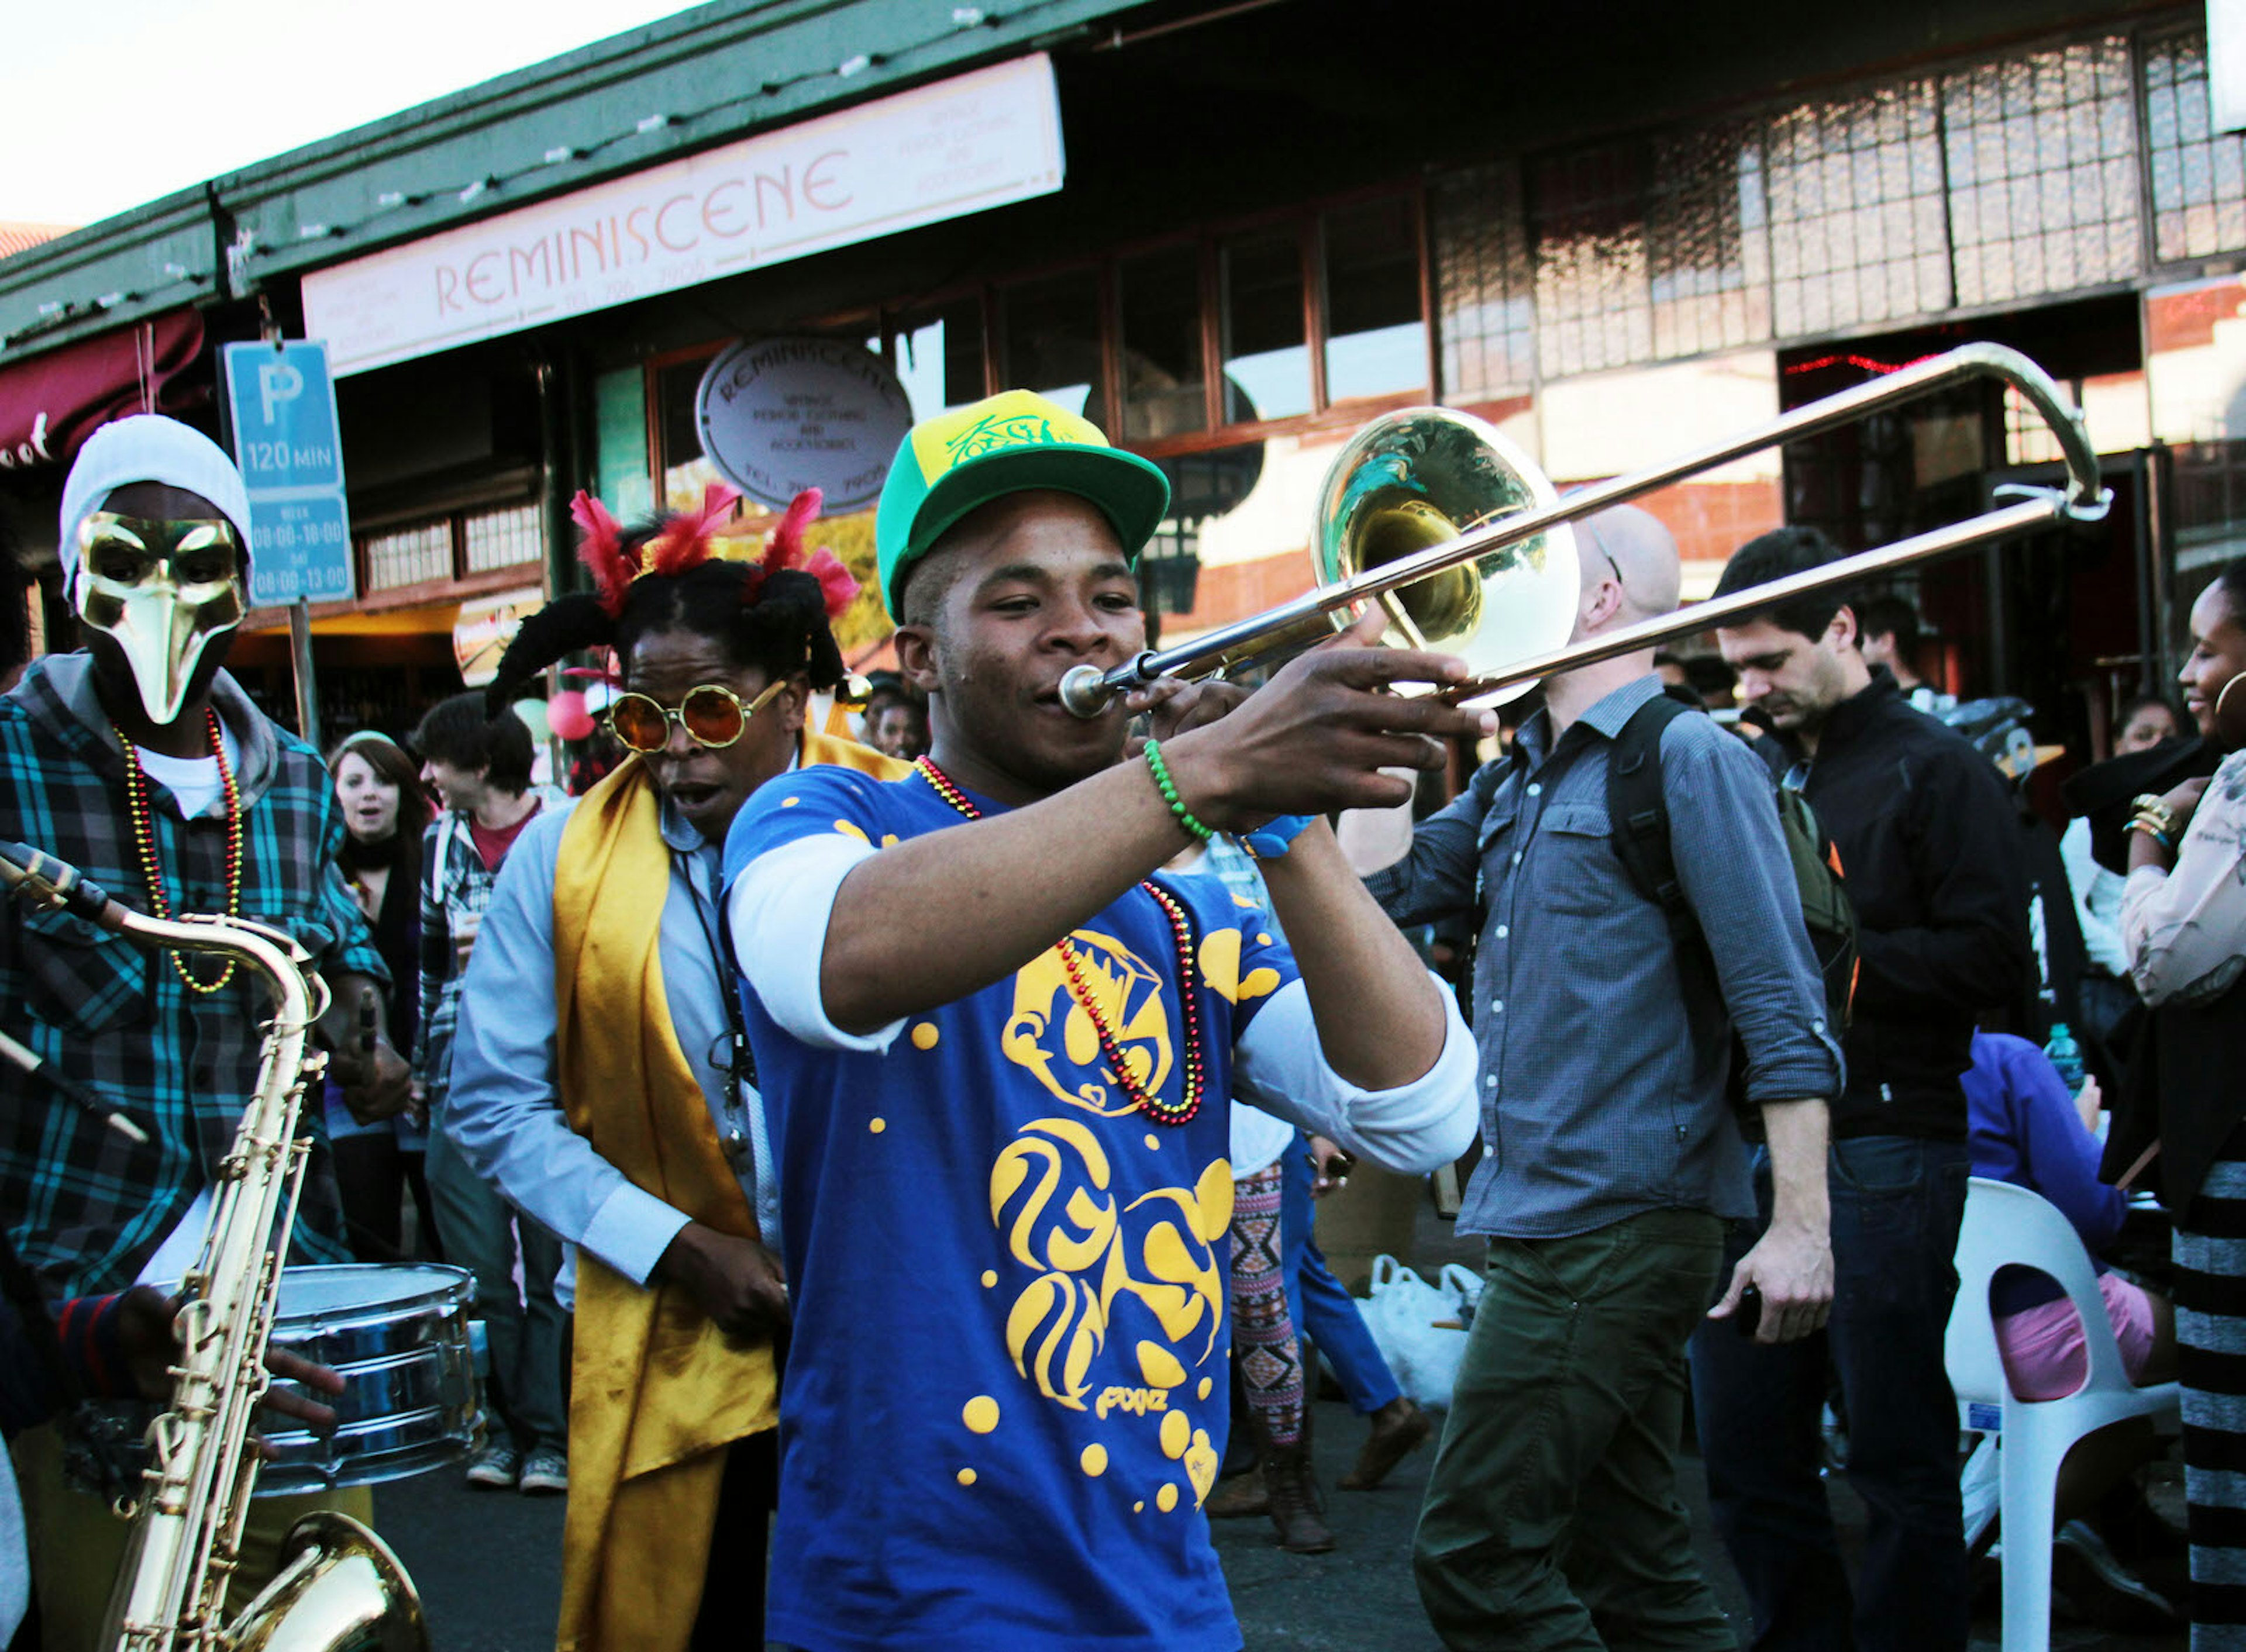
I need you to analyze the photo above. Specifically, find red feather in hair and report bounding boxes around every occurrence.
[754,487,860,620]
[645,481,743,577]
[570,491,634,616]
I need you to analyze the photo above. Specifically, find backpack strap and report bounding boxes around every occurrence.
[1606,694,1698,944]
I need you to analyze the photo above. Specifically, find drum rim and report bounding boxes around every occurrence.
[272,1262,477,1323]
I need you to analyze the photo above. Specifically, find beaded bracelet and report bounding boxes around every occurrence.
[1142,739,1214,841]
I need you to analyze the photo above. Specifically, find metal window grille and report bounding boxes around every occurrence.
[2144,30,2246,263]
[463,502,542,574]
[363,522,451,591]
[1646,123,1771,360]
[1943,40,2141,308]
[1531,144,1655,379]
[1430,162,1538,402]
[1763,81,1952,338]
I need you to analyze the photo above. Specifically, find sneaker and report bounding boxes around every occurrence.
[2052,1518,2183,1632]
[464,1442,520,1490]
[519,1444,569,1496]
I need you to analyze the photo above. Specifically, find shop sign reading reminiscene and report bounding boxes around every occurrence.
[302,54,1066,376]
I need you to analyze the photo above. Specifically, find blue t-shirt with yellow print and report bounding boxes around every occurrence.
[725,764,1297,1652]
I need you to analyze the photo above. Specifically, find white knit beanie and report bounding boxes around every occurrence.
[57,415,253,587]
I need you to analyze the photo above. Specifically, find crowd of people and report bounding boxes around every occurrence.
[0,392,2242,1652]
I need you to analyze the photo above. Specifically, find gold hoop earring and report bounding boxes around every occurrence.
[2216,668,2246,749]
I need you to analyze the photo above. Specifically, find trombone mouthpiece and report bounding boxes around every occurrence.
[1059,664,1118,719]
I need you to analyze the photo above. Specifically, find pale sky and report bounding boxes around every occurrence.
[2,0,705,229]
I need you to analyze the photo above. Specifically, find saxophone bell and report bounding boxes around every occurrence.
[226,1512,425,1652]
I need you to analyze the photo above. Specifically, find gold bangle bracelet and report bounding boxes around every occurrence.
[2130,792,2180,838]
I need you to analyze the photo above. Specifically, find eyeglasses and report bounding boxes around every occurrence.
[606,680,786,753]
[1580,522,1629,601]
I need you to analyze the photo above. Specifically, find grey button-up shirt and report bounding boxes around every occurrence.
[1367,674,1842,1239]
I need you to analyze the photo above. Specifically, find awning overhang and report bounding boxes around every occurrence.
[0,309,205,474]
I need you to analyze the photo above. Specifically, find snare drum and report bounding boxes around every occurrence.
[256,1263,484,1495]
[67,1263,484,1499]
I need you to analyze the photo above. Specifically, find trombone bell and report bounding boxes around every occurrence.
[1313,409,1579,708]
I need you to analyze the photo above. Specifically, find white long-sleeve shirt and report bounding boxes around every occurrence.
[443,798,776,1291]
[2123,749,2246,1007]
[2060,815,2131,978]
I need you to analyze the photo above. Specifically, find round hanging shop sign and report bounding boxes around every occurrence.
[694,337,913,512]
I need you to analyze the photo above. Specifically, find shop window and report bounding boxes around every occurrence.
[463,502,543,574]
[840,189,1432,454]
[2144,31,2246,264]
[364,523,452,592]
[1221,230,1312,423]
[1322,198,1426,403]
[890,296,988,421]
[1000,271,1105,420]
[1431,163,1537,403]
[1762,82,1951,338]
[1119,246,1207,441]
[1942,40,2141,307]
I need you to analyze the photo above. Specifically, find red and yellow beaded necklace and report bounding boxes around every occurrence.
[115,709,244,994]
[914,757,1207,1126]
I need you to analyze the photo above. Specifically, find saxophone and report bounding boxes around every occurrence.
[0,840,427,1651]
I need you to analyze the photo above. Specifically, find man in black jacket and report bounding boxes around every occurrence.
[1689,526,2030,1652]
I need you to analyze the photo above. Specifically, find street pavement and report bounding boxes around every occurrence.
[380,1400,2188,1649]
[371,1169,2182,1651]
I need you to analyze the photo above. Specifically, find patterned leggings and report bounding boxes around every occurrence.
[1230,1162,1305,1447]
[2178,1154,2246,1650]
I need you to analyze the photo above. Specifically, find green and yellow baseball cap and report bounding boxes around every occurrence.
[875,390,1171,619]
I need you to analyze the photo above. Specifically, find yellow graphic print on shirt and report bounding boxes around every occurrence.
[984,924,1235,1510]
[1002,929,1171,1116]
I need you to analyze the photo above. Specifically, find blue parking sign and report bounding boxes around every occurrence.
[221,340,355,606]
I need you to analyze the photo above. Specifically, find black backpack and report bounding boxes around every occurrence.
[1605,695,1858,1126]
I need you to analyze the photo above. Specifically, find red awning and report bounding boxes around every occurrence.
[0,309,205,474]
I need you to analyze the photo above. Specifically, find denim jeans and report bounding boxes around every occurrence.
[1689,1134,1972,1652]
[1415,1209,1734,1652]
[1280,1141,1403,1415]
[426,1105,570,1451]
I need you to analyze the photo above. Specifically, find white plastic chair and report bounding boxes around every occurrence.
[1945,1175,2181,1652]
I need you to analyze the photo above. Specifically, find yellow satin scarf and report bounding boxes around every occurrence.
[550,736,902,1652]
[550,732,907,1652]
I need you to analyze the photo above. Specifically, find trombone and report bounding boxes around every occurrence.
[1058,342,2110,717]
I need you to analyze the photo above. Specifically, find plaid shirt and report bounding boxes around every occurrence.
[0,655,385,1296]
[413,795,560,1108]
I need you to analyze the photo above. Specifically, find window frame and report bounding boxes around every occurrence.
[639,181,1434,489]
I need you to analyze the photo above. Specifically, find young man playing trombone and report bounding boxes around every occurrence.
[722,389,1480,1651]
